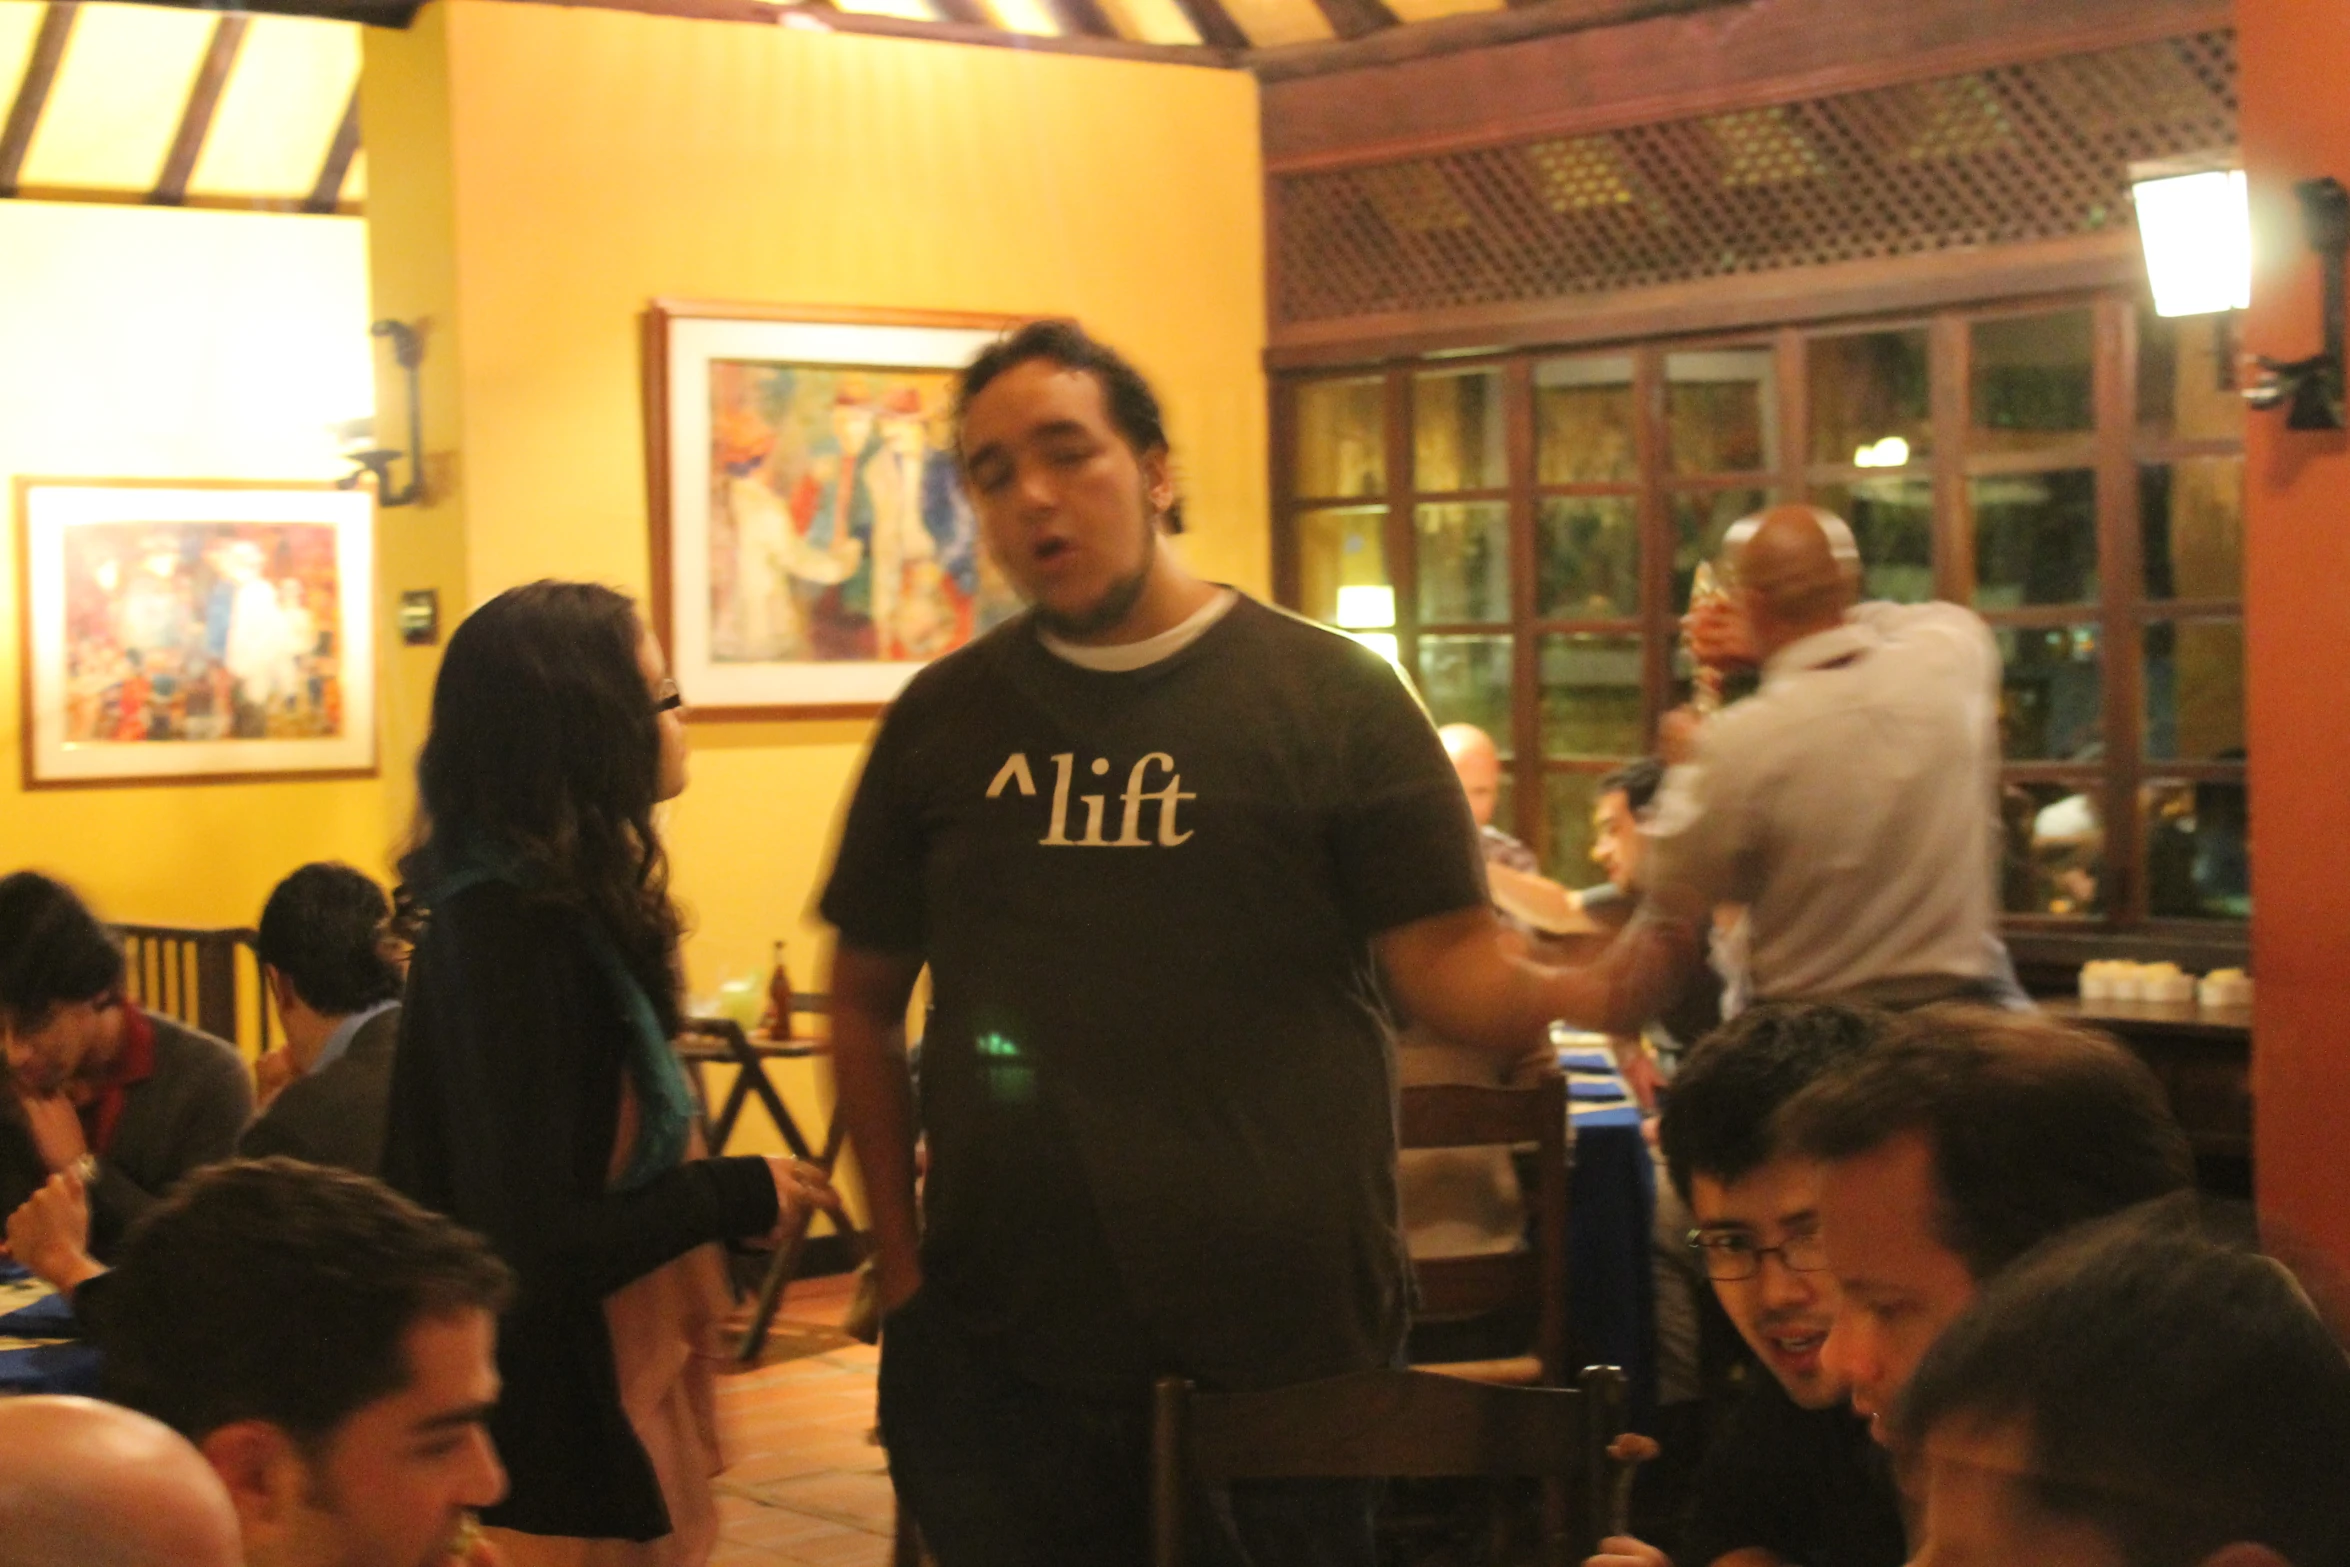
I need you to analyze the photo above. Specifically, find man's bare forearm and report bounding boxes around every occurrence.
[1380,905,1701,1055]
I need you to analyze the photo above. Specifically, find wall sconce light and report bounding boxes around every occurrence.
[2244,177,2350,431]
[2132,159,2251,319]
[339,319,428,506]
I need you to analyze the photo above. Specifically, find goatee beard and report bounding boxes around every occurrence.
[1033,524,1157,641]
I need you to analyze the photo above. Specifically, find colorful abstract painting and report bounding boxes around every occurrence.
[650,304,1021,716]
[19,482,376,785]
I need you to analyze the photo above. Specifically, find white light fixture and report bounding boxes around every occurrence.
[1852,435,1911,469]
[1346,631,1402,667]
[1335,584,1396,629]
[2131,161,2252,318]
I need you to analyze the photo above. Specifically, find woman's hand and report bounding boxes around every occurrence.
[762,1157,846,1245]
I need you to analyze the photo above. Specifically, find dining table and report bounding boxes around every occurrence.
[0,1259,100,1397]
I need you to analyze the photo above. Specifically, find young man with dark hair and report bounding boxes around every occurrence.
[1897,1206,2350,1567]
[826,320,1672,1564]
[0,871,250,1258]
[1779,1005,2194,1446]
[242,862,406,1175]
[1590,1002,1906,1567]
[90,1158,514,1567]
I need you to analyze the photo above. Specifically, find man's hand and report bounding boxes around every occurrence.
[1585,1537,1672,1567]
[1683,594,1757,672]
[761,1157,847,1247]
[3,1169,102,1295]
[254,1048,298,1110]
[15,1093,87,1174]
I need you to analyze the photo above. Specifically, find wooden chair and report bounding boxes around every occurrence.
[1401,1071,1570,1387]
[1150,1364,1626,1567]
[112,923,274,1057]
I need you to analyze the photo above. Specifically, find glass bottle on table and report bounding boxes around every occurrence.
[764,939,795,1041]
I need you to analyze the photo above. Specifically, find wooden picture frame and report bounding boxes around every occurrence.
[643,299,1025,720]
[16,477,378,789]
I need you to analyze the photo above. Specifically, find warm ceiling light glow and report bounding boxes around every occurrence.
[1852,435,1911,468]
[2134,167,2252,318]
[1335,584,1396,628]
[1347,631,1402,667]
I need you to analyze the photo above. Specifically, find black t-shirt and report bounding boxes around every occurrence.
[821,595,1488,1394]
[1678,1374,1908,1567]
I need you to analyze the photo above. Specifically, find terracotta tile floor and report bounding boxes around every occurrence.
[711,1274,895,1567]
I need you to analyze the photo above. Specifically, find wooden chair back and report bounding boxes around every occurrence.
[1150,1364,1625,1567]
[1399,1070,1570,1385]
[112,923,273,1057]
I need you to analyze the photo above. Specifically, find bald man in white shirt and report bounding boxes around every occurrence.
[1644,505,2008,1010]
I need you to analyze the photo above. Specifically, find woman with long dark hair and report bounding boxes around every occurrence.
[384,580,837,1567]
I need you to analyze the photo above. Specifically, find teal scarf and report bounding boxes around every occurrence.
[428,854,695,1191]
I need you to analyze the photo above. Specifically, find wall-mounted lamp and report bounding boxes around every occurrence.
[2132,160,2252,318]
[338,320,428,506]
[2244,177,2350,431]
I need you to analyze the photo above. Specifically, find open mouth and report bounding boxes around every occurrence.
[1031,536,1073,565]
[1763,1329,1828,1369]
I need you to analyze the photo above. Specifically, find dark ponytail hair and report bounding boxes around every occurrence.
[396,581,683,1033]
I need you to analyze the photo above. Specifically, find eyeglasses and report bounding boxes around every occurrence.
[1685,1227,1828,1282]
[653,678,684,715]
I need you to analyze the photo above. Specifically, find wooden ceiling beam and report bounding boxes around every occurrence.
[1169,0,1251,49]
[305,85,361,215]
[926,0,995,22]
[1306,0,1400,41]
[1252,0,1736,82]
[0,3,79,200]
[152,13,249,207]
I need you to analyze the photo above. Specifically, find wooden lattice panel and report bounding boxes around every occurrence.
[1274,31,2237,325]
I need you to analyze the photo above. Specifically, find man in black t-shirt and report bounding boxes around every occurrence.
[1588,1002,1908,1567]
[822,322,1667,1567]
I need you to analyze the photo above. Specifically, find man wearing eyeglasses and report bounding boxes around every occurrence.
[1589,1002,1906,1567]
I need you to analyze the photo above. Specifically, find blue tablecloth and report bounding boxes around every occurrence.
[0,1292,76,1338]
[0,1343,103,1395]
[1561,1046,1658,1426]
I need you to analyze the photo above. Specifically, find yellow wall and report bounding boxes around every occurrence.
[386,0,1267,997]
[0,202,387,931]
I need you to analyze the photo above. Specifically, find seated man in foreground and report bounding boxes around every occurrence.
[1898,1205,2350,1567]
[0,1395,243,1567]
[1590,1002,1906,1567]
[0,871,250,1256]
[1780,1005,2195,1446]
[87,1158,513,1567]
[241,861,406,1175]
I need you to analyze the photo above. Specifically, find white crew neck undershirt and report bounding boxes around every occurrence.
[1039,587,1240,672]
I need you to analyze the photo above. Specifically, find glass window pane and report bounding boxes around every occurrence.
[1416,502,1511,624]
[1666,348,1776,475]
[2140,458,2244,601]
[2136,303,2247,444]
[1539,496,1640,619]
[1808,479,1935,603]
[2144,778,2250,920]
[1419,634,1513,739]
[1295,506,1390,630]
[1998,623,2103,762]
[1970,310,2094,453]
[2144,619,2245,762]
[1543,770,1606,887]
[1539,633,1644,757]
[1295,377,1386,498]
[1671,488,1768,611]
[1535,355,1635,484]
[1809,329,1932,467]
[1974,469,2098,608]
[2000,781,2105,918]
[1414,369,1506,493]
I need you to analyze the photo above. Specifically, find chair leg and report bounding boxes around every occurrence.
[736,1207,814,1365]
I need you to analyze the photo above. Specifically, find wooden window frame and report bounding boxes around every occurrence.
[1271,286,2248,966]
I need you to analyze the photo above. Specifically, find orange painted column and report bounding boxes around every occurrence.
[2239,0,2350,1270]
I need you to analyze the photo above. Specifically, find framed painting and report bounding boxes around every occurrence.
[16,479,377,788]
[645,300,1027,719]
